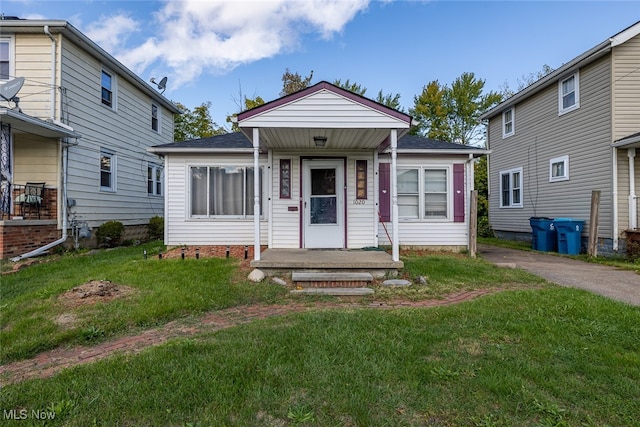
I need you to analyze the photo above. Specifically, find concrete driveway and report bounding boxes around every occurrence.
[478,244,640,306]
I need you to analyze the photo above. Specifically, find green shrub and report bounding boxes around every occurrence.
[148,216,164,241]
[478,216,495,238]
[96,220,125,248]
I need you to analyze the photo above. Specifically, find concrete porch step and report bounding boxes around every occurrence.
[290,287,374,296]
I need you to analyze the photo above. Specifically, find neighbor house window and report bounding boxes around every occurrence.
[398,167,450,219]
[559,72,579,115]
[101,69,114,108]
[190,166,262,218]
[549,155,569,182]
[0,37,13,80]
[499,167,523,208]
[148,163,163,195]
[356,160,367,199]
[279,159,291,199]
[151,103,159,132]
[100,149,116,191]
[502,107,514,138]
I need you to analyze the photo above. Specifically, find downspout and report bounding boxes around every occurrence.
[612,147,619,251]
[44,25,57,121]
[11,141,69,261]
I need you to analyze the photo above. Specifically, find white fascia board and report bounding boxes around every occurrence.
[147,147,255,154]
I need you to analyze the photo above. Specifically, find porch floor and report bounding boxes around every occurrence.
[250,248,403,271]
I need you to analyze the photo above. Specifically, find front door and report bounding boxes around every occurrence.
[303,159,345,248]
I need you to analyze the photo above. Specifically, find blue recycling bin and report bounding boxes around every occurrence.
[529,217,557,251]
[554,218,585,255]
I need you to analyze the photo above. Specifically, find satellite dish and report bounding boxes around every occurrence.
[0,76,24,101]
[157,76,167,94]
[0,77,24,111]
[149,76,167,94]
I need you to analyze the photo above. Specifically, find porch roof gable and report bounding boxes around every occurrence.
[234,81,415,150]
[0,108,81,139]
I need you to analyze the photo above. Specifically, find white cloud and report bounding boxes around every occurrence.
[112,0,370,87]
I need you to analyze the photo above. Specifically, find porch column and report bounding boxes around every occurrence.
[629,148,637,230]
[390,129,399,262]
[253,128,261,261]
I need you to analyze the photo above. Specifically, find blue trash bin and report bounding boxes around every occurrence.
[529,217,557,251]
[554,218,584,255]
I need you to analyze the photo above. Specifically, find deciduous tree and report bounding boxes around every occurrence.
[174,101,226,142]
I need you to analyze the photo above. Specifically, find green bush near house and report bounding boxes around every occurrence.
[95,220,125,248]
[148,216,164,241]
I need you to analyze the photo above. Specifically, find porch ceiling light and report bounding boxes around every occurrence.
[314,136,327,148]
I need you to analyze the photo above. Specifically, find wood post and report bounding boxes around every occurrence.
[469,190,478,258]
[588,190,601,257]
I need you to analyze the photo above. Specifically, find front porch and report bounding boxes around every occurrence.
[251,248,403,277]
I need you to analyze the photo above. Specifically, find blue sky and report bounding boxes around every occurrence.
[3,0,639,129]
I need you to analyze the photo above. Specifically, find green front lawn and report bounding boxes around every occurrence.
[2,288,639,426]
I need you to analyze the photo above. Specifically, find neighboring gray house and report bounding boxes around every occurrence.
[0,19,180,259]
[150,82,487,263]
[480,20,640,254]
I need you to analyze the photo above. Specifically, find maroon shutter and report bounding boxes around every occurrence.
[379,163,391,222]
[453,163,465,222]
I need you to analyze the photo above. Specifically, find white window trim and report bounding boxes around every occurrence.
[499,167,523,208]
[151,103,161,133]
[397,166,452,221]
[0,35,15,81]
[502,107,515,138]
[549,155,569,182]
[188,164,265,220]
[101,67,117,110]
[100,149,116,192]
[558,72,580,116]
[148,162,163,196]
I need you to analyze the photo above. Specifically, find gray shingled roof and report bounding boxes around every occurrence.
[152,132,483,152]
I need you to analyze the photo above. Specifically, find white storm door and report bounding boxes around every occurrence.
[303,159,345,248]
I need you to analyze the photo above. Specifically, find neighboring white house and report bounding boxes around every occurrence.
[150,82,486,262]
[0,18,180,259]
[480,20,640,255]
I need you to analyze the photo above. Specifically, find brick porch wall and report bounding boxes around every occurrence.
[0,220,60,259]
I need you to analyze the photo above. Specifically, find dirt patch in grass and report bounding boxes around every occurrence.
[58,280,137,309]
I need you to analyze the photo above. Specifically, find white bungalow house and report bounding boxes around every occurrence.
[149,82,486,268]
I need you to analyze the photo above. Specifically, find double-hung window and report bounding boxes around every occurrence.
[147,163,163,195]
[398,167,449,220]
[190,166,262,218]
[549,155,569,182]
[101,69,115,108]
[151,103,159,132]
[499,167,523,208]
[100,149,116,191]
[502,107,514,138]
[0,37,13,81]
[559,72,579,115]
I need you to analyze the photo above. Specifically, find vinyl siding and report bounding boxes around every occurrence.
[488,55,613,239]
[612,32,640,235]
[12,34,55,119]
[271,152,301,248]
[59,38,171,227]
[612,32,640,141]
[378,155,471,248]
[164,154,268,246]
[240,90,408,128]
[12,134,59,184]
